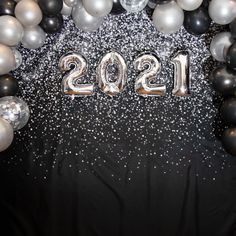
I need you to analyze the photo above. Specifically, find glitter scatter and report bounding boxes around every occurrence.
[0,11,235,182]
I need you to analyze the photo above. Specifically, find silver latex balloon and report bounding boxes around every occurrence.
[152,1,184,34]
[64,0,77,7]
[0,44,16,75]
[0,118,14,152]
[120,0,149,12]
[21,26,46,49]
[61,1,72,16]
[72,3,104,32]
[210,32,234,62]
[15,0,42,27]
[97,51,127,97]
[0,15,24,46]
[209,0,236,25]
[177,0,203,11]
[0,96,30,131]
[59,52,94,96]
[134,53,166,97]
[82,0,113,17]
[12,49,23,70]
[171,51,191,97]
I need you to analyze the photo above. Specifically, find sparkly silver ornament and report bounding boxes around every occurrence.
[0,44,16,75]
[209,0,236,25]
[72,2,104,32]
[0,15,24,46]
[97,51,127,97]
[21,26,46,49]
[134,53,166,97]
[152,1,184,34]
[171,51,191,97]
[0,96,30,131]
[0,117,14,152]
[120,0,149,12]
[210,32,234,62]
[15,0,42,27]
[59,52,94,96]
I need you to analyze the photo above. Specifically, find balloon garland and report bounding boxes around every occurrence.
[0,0,236,156]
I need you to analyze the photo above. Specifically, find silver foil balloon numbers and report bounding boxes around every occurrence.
[97,51,127,97]
[134,53,166,97]
[59,50,191,97]
[171,50,191,97]
[59,52,94,96]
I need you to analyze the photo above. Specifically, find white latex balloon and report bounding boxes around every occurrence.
[0,44,16,75]
[152,1,184,34]
[209,0,236,25]
[120,0,149,12]
[21,26,46,49]
[82,0,113,17]
[210,32,234,62]
[72,3,104,31]
[15,0,43,27]
[0,118,14,152]
[0,15,24,46]
[177,0,203,11]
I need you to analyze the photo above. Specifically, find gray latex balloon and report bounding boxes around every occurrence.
[82,0,113,17]
[21,26,46,49]
[15,0,42,27]
[0,44,16,75]
[64,0,77,7]
[72,3,104,32]
[210,32,234,62]
[177,0,203,11]
[0,15,24,46]
[61,1,72,16]
[152,1,184,34]
[209,0,236,25]
[12,48,23,70]
[0,117,14,152]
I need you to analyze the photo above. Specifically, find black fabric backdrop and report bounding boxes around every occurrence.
[0,11,236,236]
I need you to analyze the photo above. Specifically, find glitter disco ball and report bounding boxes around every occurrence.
[120,0,149,12]
[0,96,30,131]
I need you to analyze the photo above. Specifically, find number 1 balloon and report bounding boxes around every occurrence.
[171,51,191,97]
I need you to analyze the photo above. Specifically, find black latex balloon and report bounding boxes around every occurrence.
[221,98,236,125]
[222,127,236,156]
[226,42,236,71]
[210,66,236,97]
[230,18,236,39]
[40,14,63,34]
[111,0,126,15]
[38,0,63,16]
[0,0,16,16]
[184,7,211,35]
[0,74,18,97]
[201,0,210,8]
